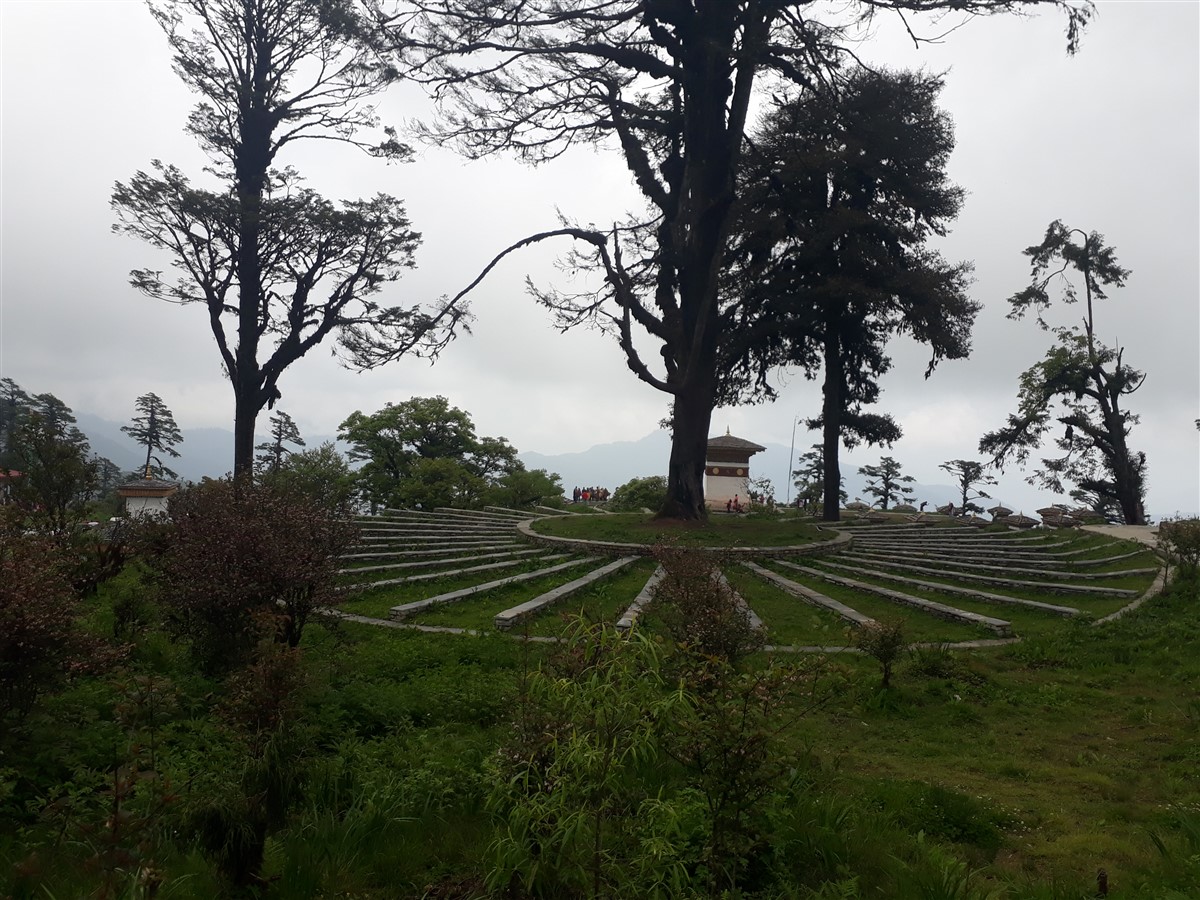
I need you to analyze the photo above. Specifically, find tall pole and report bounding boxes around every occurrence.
[786,415,800,505]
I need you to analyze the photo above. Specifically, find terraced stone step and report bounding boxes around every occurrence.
[776,562,1012,636]
[342,543,522,561]
[390,557,592,620]
[843,543,1137,566]
[831,547,1074,568]
[849,535,1067,550]
[814,559,1080,616]
[357,533,517,544]
[346,553,571,591]
[845,549,1158,581]
[339,548,544,575]
[359,523,514,534]
[838,525,1002,534]
[359,521,516,532]
[719,572,764,631]
[743,562,875,627]
[848,540,1129,562]
[838,554,1138,597]
[494,557,638,630]
[373,509,524,524]
[617,567,665,632]
[481,506,542,519]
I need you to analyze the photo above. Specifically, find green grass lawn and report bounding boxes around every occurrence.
[721,567,855,647]
[793,583,1200,892]
[3,532,1195,899]
[407,561,611,630]
[521,558,661,636]
[753,560,994,643]
[338,553,589,619]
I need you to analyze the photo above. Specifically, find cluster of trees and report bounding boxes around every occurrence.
[789,217,1154,526]
[1,379,196,528]
[338,395,561,511]
[789,453,1004,518]
[1,378,108,530]
[103,0,1155,525]
[2,377,563,526]
[111,0,1094,521]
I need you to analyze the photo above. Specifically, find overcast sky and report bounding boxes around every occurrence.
[1,1,1197,517]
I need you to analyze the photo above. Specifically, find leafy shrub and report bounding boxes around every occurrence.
[1159,517,1200,579]
[261,440,358,512]
[855,618,906,688]
[151,480,356,673]
[486,620,688,897]
[908,643,961,680]
[609,475,668,512]
[0,510,82,719]
[484,466,563,509]
[651,545,763,664]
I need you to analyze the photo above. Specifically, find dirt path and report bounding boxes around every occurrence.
[1080,524,1160,547]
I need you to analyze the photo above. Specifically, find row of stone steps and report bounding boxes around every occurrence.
[844,548,1156,581]
[333,510,1157,647]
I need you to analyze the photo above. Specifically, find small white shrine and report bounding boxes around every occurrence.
[704,429,766,510]
[117,471,179,518]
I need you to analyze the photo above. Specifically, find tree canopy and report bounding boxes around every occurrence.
[722,67,976,520]
[338,396,553,511]
[121,392,183,479]
[391,0,1090,520]
[979,222,1147,524]
[859,457,915,511]
[256,411,305,477]
[112,0,468,479]
[261,441,358,513]
[6,393,98,532]
[792,444,845,510]
[939,459,996,515]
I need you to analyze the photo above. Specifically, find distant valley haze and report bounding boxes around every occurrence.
[76,409,1061,518]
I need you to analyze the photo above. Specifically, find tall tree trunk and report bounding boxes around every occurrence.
[658,380,714,520]
[821,326,842,522]
[232,98,270,481]
[1106,409,1146,525]
[233,386,258,482]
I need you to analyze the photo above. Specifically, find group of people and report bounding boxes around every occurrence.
[572,486,609,503]
[724,494,744,513]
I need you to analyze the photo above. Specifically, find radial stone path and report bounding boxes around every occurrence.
[331,511,1165,652]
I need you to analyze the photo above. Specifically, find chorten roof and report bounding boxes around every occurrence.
[706,431,766,454]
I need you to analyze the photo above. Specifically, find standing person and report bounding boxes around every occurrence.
[573,486,581,503]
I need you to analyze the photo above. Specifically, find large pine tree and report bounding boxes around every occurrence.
[722,68,977,522]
